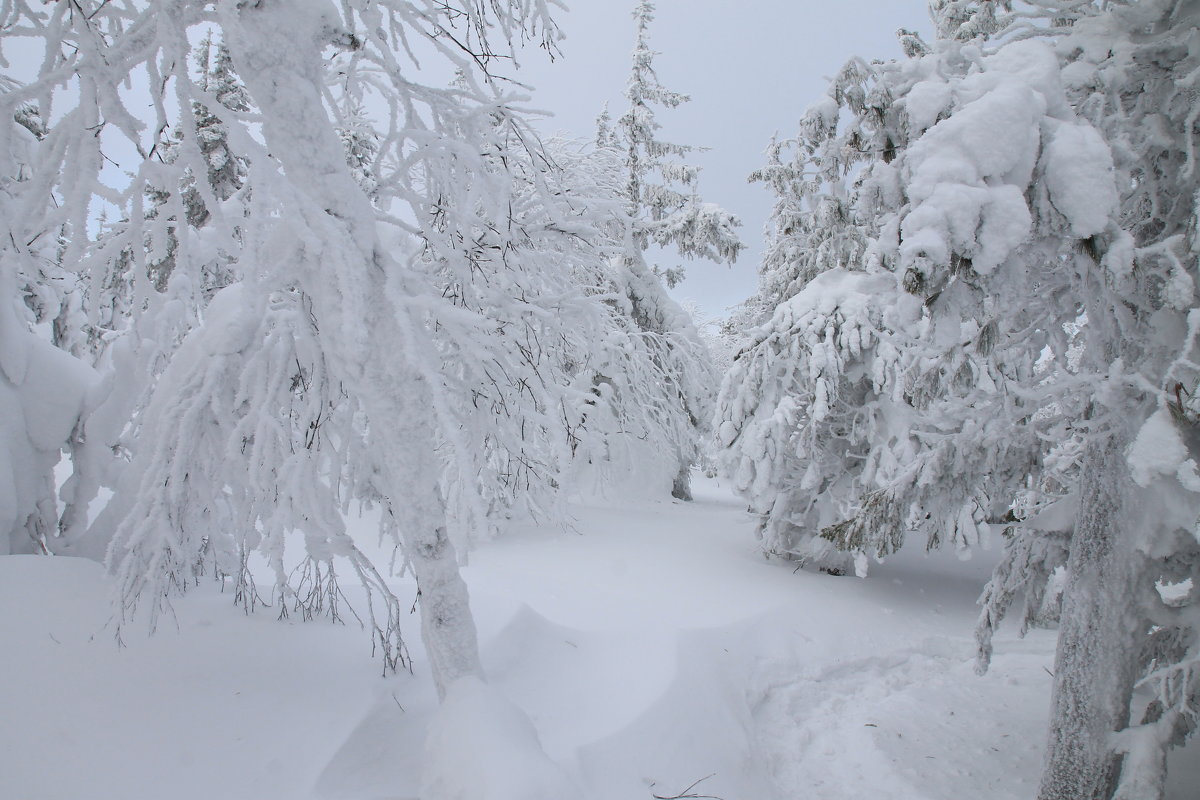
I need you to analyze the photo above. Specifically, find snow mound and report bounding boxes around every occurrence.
[483,604,676,746]
[421,676,578,800]
[0,554,383,800]
[0,554,109,640]
[576,618,786,800]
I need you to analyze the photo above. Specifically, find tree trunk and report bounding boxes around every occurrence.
[1039,433,1144,800]
[384,401,483,700]
[671,462,693,501]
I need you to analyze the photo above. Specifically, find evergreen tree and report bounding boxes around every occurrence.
[928,0,1011,40]
[597,0,743,500]
[716,26,1026,572]
[494,134,710,504]
[743,70,873,324]
[721,1,1200,795]
[716,53,894,569]
[996,3,1200,797]
[618,0,742,272]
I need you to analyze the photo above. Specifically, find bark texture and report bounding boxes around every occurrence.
[1039,433,1144,800]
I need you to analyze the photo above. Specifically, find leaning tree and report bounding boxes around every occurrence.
[0,0,624,701]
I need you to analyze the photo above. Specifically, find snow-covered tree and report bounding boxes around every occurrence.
[590,0,743,500]
[618,1,742,271]
[717,270,905,573]
[48,29,259,558]
[716,25,1030,572]
[716,52,909,570]
[0,106,96,555]
[502,134,719,504]
[989,3,1200,797]
[742,81,872,324]
[0,58,105,557]
[928,0,1011,41]
[0,0,642,705]
[185,34,250,222]
[721,0,1200,795]
[602,253,717,501]
[0,283,95,557]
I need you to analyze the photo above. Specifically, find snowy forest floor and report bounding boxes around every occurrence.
[3,476,1197,800]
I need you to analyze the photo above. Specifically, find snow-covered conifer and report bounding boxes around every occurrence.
[985,3,1200,797]
[716,268,912,573]
[722,1,1199,794]
[741,59,877,324]
[928,0,1011,41]
[589,248,716,500]
[715,29,1024,572]
[590,0,743,500]
[618,0,742,271]
[512,135,718,504]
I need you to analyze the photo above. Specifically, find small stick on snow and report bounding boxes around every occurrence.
[652,774,723,800]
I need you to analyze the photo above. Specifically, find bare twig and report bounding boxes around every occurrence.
[651,774,724,800]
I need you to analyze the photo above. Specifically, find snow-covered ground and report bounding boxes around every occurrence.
[3,476,1195,799]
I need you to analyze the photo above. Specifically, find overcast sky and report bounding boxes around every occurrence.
[510,1,934,321]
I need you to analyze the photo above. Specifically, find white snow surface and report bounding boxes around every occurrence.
[3,476,1197,799]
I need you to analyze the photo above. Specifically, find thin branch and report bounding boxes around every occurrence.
[651,774,724,800]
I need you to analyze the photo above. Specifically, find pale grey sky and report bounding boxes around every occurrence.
[512,1,934,321]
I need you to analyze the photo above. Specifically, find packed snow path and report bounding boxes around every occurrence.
[2,477,1195,799]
